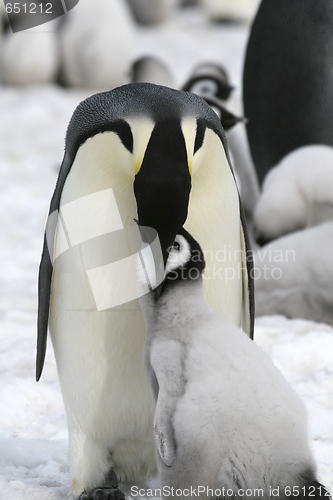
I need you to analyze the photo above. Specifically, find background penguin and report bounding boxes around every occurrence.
[182,63,234,103]
[243,0,333,185]
[130,56,175,88]
[181,64,244,130]
[0,19,59,85]
[137,227,330,499]
[199,0,261,24]
[58,0,133,90]
[254,221,333,326]
[253,145,333,244]
[37,83,254,499]
[126,0,180,25]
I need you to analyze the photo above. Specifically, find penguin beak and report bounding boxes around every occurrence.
[201,96,245,131]
[224,83,235,97]
[133,119,192,266]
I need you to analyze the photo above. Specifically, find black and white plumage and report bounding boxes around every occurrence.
[182,63,234,104]
[243,0,333,185]
[37,83,254,499]
[138,227,330,500]
[181,63,240,131]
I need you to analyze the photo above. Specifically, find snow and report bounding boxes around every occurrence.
[0,6,332,500]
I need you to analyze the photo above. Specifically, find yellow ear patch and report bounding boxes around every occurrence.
[181,116,197,176]
[126,117,155,176]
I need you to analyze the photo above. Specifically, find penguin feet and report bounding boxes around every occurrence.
[78,469,125,500]
[78,487,125,500]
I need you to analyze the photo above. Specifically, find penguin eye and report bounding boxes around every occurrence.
[173,241,181,251]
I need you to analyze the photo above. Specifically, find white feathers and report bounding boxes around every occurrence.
[137,243,160,295]
[254,221,333,326]
[137,234,191,296]
[0,21,59,85]
[183,126,244,330]
[50,132,158,494]
[254,145,333,241]
[252,145,333,324]
[140,232,317,496]
[165,235,191,275]
[59,0,133,90]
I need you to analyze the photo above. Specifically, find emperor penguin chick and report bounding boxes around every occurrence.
[137,228,329,500]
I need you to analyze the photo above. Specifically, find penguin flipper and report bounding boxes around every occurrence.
[240,202,255,339]
[36,153,73,381]
[36,235,53,381]
[150,340,186,466]
[153,395,177,467]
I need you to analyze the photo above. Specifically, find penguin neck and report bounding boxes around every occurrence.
[143,276,211,335]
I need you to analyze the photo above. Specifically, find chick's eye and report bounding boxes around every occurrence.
[173,241,180,251]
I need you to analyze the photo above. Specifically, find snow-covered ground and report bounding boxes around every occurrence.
[0,6,332,500]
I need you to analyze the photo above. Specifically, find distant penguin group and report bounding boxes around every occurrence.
[252,145,333,324]
[0,0,180,88]
[137,226,330,500]
[243,0,333,324]
[0,0,134,88]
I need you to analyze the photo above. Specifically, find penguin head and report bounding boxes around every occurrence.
[63,83,229,267]
[165,228,205,280]
[137,225,206,300]
[181,65,244,131]
[159,227,206,299]
[182,62,234,102]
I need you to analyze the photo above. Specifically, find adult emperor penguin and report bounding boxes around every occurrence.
[137,227,330,500]
[37,83,254,500]
[243,0,333,185]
